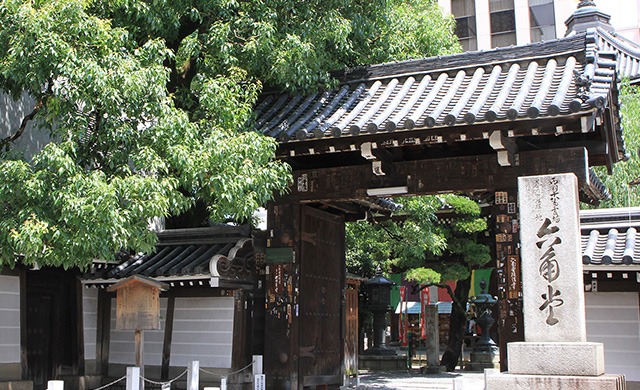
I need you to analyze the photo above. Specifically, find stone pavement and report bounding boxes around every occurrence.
[356,369,486,390]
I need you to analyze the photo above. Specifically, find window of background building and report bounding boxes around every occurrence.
[490,0,516,48]
[452,0,478,51]
[529,0,556,42]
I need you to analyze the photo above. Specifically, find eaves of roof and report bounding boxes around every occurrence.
[593,27,640,83]
[253,29,626,163]
[81,226,255,288]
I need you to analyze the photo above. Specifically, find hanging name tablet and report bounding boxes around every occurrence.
[518,173,586,343]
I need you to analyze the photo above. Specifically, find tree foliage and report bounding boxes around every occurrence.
[346,194,490,282]
[346,194,490,370]
[0,0,459,269]
[590,83,640,208]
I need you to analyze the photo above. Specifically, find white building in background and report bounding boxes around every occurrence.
[438,0,640,51]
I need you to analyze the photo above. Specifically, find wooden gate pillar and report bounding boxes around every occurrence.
[491,188,524,372]
[264,200,301,390]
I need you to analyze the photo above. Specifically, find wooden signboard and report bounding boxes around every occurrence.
[107,275,168,330]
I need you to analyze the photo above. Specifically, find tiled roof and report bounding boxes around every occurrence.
[254,29,629,153]
[82,226,255,287]
[581,208,640,268]
[593,27,640,83]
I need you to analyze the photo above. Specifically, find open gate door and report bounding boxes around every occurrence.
[299,206,345,389]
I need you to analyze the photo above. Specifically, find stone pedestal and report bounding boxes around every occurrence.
[359,355,407,371]
[508,342,604,376]
[467,351,500,371]
[486,173,625,389]
[486,373,626,390]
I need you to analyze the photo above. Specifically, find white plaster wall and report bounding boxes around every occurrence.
[170,297,234,369]
[107,296,235,369]
[83,287,98,361]
[585,292,640,382]
[0,91,52,161]
[0,275,21,364]
[108,297,167,366]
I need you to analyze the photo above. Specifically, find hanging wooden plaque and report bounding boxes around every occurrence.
[107,275,168,330]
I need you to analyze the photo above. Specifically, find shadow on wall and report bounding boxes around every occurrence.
[1,91,53,160]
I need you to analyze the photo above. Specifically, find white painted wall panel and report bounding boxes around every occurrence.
[108,297,167,366]
[0,275,21,363]
[171,297,234,369]
[83,287,98,360]
[585,292,640,382]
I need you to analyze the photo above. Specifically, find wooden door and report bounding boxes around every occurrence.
[298,206,345,388]
[25,270,80,390]
[26,292,54,390]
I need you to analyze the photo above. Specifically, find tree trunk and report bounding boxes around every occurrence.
[440,277,471,371]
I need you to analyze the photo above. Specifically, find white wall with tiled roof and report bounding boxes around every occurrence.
[585,292,640,382]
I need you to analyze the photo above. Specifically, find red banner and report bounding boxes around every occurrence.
[399,286,407,346]
[420,286,430,339]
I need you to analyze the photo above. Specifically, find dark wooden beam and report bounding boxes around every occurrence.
[75,280,85,376]
[95,289,112,375]
[19,269,27,380]
[288,148,590,202]
[161,293,176,380]
[231,290,247,381]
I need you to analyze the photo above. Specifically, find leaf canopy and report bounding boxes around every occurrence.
[0,0,459,269]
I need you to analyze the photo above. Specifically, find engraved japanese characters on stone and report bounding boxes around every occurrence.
[536,218,563,325]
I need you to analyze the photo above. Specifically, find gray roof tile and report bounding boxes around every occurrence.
[581,208,640,267]
[82,226,255,286]
[255,31,635,145]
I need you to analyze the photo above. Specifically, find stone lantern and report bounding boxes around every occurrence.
[469,279,499,370]
[363,271,396,355]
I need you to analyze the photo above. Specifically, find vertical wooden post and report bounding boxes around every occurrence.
[187,361,199,390]
[135,330,144,390]
[492,188,524,371]
[264,200,300,390]
[95,289,111,376]
[19,269,27,380]
[75,279,85,376]
[161,294,175,380]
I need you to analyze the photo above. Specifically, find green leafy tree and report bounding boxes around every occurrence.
[0,0,459,269]
[590,83,640,208]
[346,194,490,370]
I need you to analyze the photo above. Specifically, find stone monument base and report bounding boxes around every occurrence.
[508,342,604,376]
[359,355,407,371]
[466,351,499,371]
[420,365,446,374]
[486,372,626,390]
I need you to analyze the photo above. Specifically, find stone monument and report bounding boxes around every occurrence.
[420,304,444,373]
[486,173,625,389]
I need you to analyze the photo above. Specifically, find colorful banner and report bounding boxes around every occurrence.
[469,268,493,298]
[420,286,429,339]
[399,286,407,346]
